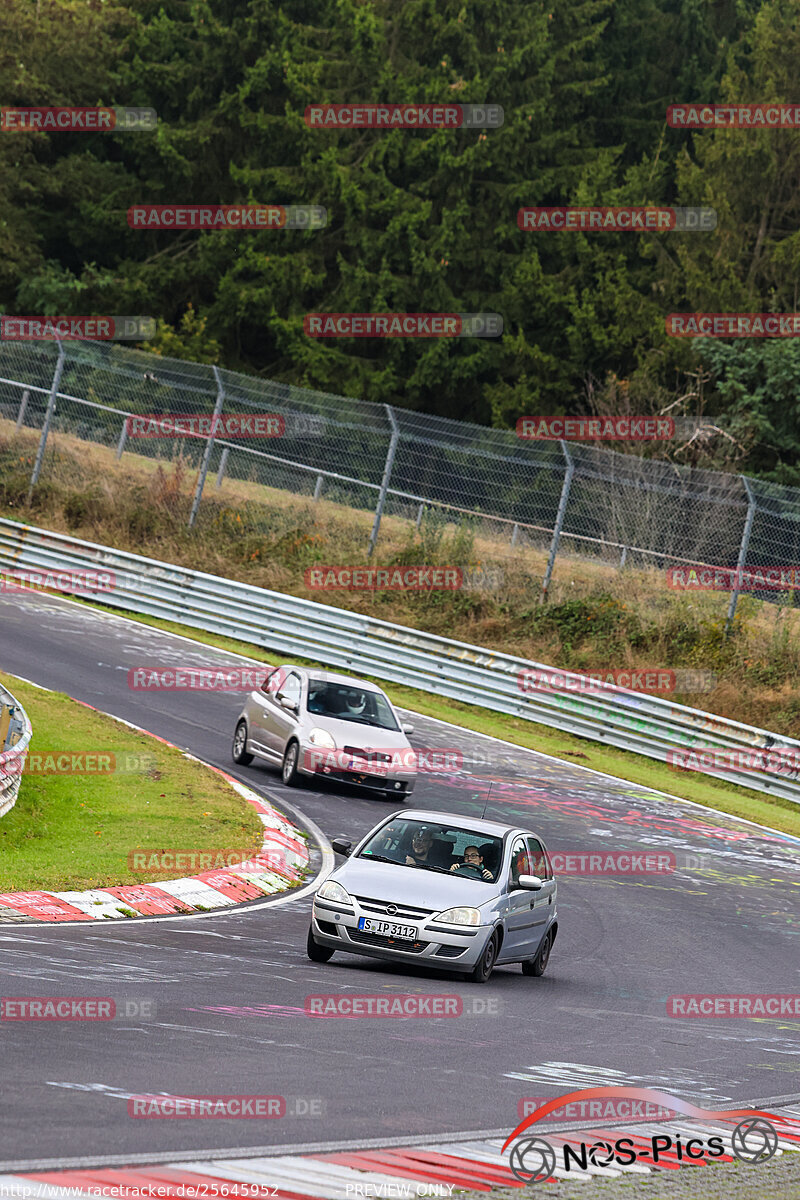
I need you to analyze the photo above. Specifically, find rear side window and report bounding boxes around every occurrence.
[508,837,531,889]
[260,667,283,697]
[279,672,302,708]
[527,837,553,880]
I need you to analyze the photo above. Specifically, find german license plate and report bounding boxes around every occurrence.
[358,917,416,939]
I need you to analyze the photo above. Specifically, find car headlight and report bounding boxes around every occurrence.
[316,880,352,905]
[434,906,480,926]
[309,728,336,748]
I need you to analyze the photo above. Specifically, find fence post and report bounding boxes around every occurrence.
[416,503,425,531]
[620,545,628,569]
[367,405,399,558]
[27,340,65,503]
[116,419,129,460]
[511,523,520,548]
[188,366,225,529]
[725,476,756,636]
[14,389,29,433]
[313,474,323,501]
[216,447,230,489]
[540,440,574,604]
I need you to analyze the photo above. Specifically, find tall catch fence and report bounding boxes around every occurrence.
[1,337,799,622]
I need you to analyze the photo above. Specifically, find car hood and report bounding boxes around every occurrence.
[306,718,411,750]
[331,857,497,910]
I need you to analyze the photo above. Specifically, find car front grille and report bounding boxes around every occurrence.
[354,895,436,921]
[343,746,394,764]
[349,929,428,953]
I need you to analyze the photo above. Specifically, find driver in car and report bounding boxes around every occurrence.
[450,845,492,880]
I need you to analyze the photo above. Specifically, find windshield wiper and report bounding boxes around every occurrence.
[413,863,453,875]
[359,853,402,865]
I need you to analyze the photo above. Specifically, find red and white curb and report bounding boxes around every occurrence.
[2,1106,799,1196]
[0,692,310,923]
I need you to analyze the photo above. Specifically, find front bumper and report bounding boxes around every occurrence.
[299,744,416,795]
[311,897,493,971]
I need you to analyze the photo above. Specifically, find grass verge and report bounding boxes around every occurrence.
[64,602,800,841]
[0,672,264,891]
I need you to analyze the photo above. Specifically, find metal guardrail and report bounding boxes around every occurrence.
[0,681,32,818]
[1,516,799,804]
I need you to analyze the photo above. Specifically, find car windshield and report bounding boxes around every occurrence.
[358,818,502,882]
[306,681,399,730]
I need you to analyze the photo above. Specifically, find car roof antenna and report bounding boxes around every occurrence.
[480,783,493,821]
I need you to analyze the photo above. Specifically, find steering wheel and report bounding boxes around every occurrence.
[453,862,488,878]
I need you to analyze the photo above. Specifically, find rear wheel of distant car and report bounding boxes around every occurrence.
[282,741,300,786]
[522,930,553,977]
[306,926,334,963]
[232,720,253,766]
[470,929,500,984]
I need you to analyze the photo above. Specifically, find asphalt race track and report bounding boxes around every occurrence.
[1,586,799,1167]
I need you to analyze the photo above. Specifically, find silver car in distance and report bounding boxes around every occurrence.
[232,665,417,800]
[307,809,558,983]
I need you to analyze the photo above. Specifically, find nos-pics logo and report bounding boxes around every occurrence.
[505,1088,780,1183]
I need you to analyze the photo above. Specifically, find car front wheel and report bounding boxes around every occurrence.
[232,720,253,765]
[522,930,553,977]
[470,929,500,984]
[282,741,300,786]
[307,926,334,963]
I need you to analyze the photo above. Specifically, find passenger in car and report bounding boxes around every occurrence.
[450,845,492,880]
[405,827,435,866]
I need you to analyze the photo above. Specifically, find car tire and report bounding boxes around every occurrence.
[282,741,300,786]
[307,926,334,963]
[232,720,253,766]
[522,930,553,977]
[470,929,500,984]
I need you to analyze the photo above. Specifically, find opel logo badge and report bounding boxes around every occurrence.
[386,904,398,916]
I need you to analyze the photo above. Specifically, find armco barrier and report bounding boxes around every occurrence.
[0,681,32,818]
[1,516,799,803]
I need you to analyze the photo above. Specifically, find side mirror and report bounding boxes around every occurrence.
[402,723,415,735]
[277,694,297,711]
[518,873,544,891]
[331,838,352,857]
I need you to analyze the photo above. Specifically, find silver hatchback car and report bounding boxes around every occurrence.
[232,665,417,800]
[307,809,558,983]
